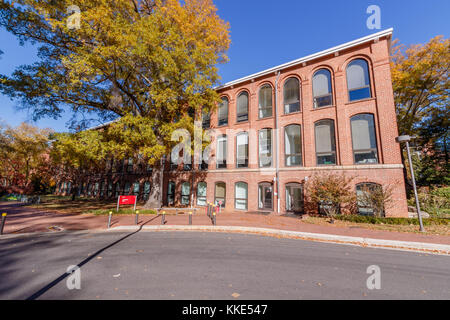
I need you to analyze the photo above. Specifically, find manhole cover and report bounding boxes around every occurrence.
[48,226,64,232]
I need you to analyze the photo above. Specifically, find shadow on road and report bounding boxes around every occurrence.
[26,215,160,300]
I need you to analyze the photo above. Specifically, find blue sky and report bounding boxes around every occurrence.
[0,0,448,132]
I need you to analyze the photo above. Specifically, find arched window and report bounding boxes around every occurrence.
[237,92,249,122]
[259,85,273,118]
[313,69,333,108]
[285,124,302,166]
[315,119,336,165]
[218,96,229,126]
[108,182,113,198]
[202,108,210,129]
[143,182,151,201]
[286,183,304,213]
[356,183,384,216]
[100,181,105,197]
[197,182,207,206]
[236,132,249,168]
[351,114,378,164]
[235,182,248,210]
[259,128,272,168]
[114,183,120,198]
[347,59,371,101]
[258,182,273,210]
[132,182,140,196]
[167,181,175,205]
[124,182,131,195]
[127,158,134,173]
[216,135,227,169]
[284,77,300,114]
[181,182,190,206]
[215,182,226,208]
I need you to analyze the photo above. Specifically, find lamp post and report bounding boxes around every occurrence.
[396,135,425,232]
[159,154,166,209]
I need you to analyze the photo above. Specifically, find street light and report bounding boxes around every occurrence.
[159,154,167,209]
[396,135,425,232]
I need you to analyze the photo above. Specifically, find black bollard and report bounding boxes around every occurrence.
[1,213,7,235]
[189,211,192,225]
[135,210,139,225]
[161,211,166,225]
[107,211,112,229]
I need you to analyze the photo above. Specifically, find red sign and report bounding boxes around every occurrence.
[118,196,137,205]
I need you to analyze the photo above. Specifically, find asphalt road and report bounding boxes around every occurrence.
[0,230,449,300]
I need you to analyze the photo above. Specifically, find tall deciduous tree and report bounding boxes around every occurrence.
[0,123,53,193]
[0,0,230,205]
[391,36,449,187]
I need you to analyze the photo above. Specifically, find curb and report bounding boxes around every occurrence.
[107,225,450,255]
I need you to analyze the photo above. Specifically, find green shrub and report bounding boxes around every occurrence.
[408,187,450,217]
[334,215,449,226]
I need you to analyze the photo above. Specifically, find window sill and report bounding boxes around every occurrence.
[345,97,376,105]
[311,105,335,111]
[353,162,379,166]
[256,116,274,121]
[281,111,302,117]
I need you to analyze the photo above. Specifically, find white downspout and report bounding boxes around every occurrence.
[274,71,281,214]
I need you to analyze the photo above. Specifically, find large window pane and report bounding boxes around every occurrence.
[167,181,175,205]
[202,108,211,129]
[259,129,272,167]
[351,114,378,164]
[127,158,133,173]
[108,182,113,198]
[235,182,248,210]
[286,183,304,213]
[356,183,383,216]
[237,92,249,122]
[284,78,300,114]
[181,182,190,206]
[285,125,302,166]
[218,97,228,126]
[124,182,131,195]
[216,135,227,169]
[115,183,120,198]
[215,182,226,207]
[259,85,273,118]
[143,181,151,201]
[197,182,207,206]
[347,59,371,101]
[258,183,273,210]
[236,132,249,168]
[315,120,336,165]
[313,69,333,108]
[133,182,140,196]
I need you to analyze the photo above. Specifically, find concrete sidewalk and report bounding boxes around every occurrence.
[1,201,449,253]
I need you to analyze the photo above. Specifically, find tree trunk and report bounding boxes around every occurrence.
[144,165,163,209]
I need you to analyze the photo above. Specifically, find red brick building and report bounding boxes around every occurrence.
[57,28,409,217]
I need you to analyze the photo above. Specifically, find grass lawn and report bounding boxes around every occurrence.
[27,195,155,215]
[302,216,450,236]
